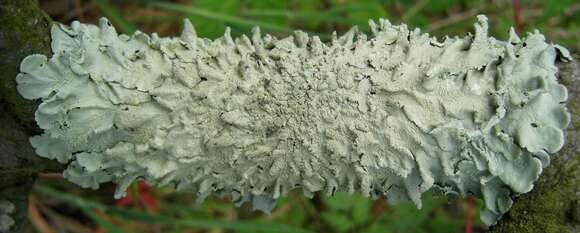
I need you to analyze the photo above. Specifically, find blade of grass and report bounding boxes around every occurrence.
[33,185,125,232]
[33,184,107,211]
[241,2,383,28]
[33,184,313,233]
[95,0,137,34]
[151,1,329,39]
[28,197,57,233]
[401,0,430,22]
[241,9,362,25]
[108,207,312,233]
[81,207,126,233]
[324,3,380,15]
[151,1,293,33]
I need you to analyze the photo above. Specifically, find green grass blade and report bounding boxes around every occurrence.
[324,3,379,15]
[33,184,107,211]
[95,0,137,34]
[108,207,313,233]
[33,184,312,233]
[34,185,125,232]
[151,1,295,33]
[242,2,383,27]
[81,206,126,233]
[241,9,361,25]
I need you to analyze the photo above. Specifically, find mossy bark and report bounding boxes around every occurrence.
[0,1,578,232]
[489,56,580,232]
[0,0,61,232]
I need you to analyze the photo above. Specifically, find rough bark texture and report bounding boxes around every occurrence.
[0,1,578,232]
[0,0,61,232]
[489,55,580,232]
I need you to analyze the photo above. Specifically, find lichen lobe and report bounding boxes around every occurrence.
[16,15,571,225]
[0,200,15,233]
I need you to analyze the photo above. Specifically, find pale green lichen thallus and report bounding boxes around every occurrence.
[16,15,571,225]
[0,200,15,233]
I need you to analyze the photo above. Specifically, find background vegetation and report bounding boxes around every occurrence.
[28,0,579,233]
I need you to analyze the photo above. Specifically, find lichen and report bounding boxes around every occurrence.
[0,200,15,233]
[16,15,571,225]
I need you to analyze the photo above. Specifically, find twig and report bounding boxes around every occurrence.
[36,200,94,233]
[401,0,430,22]
[28,196,57,233]
[511,0,521,34]
[464,196,475,233]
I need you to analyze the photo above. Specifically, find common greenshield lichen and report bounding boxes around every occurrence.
[0,200,15,233]
[16,15,571,225]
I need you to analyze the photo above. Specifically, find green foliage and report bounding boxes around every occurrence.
[320,192,371,232]
[184,0,241,38]
[95,0,137,34]
[152,1,299,38]
[34,184,313,233]
[423,0,458,13]
[317,192,466,233]
[540,0,572,22]
[369,193,464,233]
[244,0,288,27]
[85,0,578,51]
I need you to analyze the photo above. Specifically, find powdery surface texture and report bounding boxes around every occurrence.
[0,200,15,233]
[16,15,571,225]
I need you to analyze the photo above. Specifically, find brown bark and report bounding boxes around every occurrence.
[0,1,578,232]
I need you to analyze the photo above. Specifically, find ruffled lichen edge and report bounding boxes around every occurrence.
[0,200,15,233]
[16,15,571,225]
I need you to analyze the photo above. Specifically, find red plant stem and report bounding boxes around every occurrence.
[114,180,158,212]
[137,180,158,211]
[512,0,522,34]
[465,196,476,233]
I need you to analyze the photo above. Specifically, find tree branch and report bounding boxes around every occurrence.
[0,0,62,232]
[490,55,580,232]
